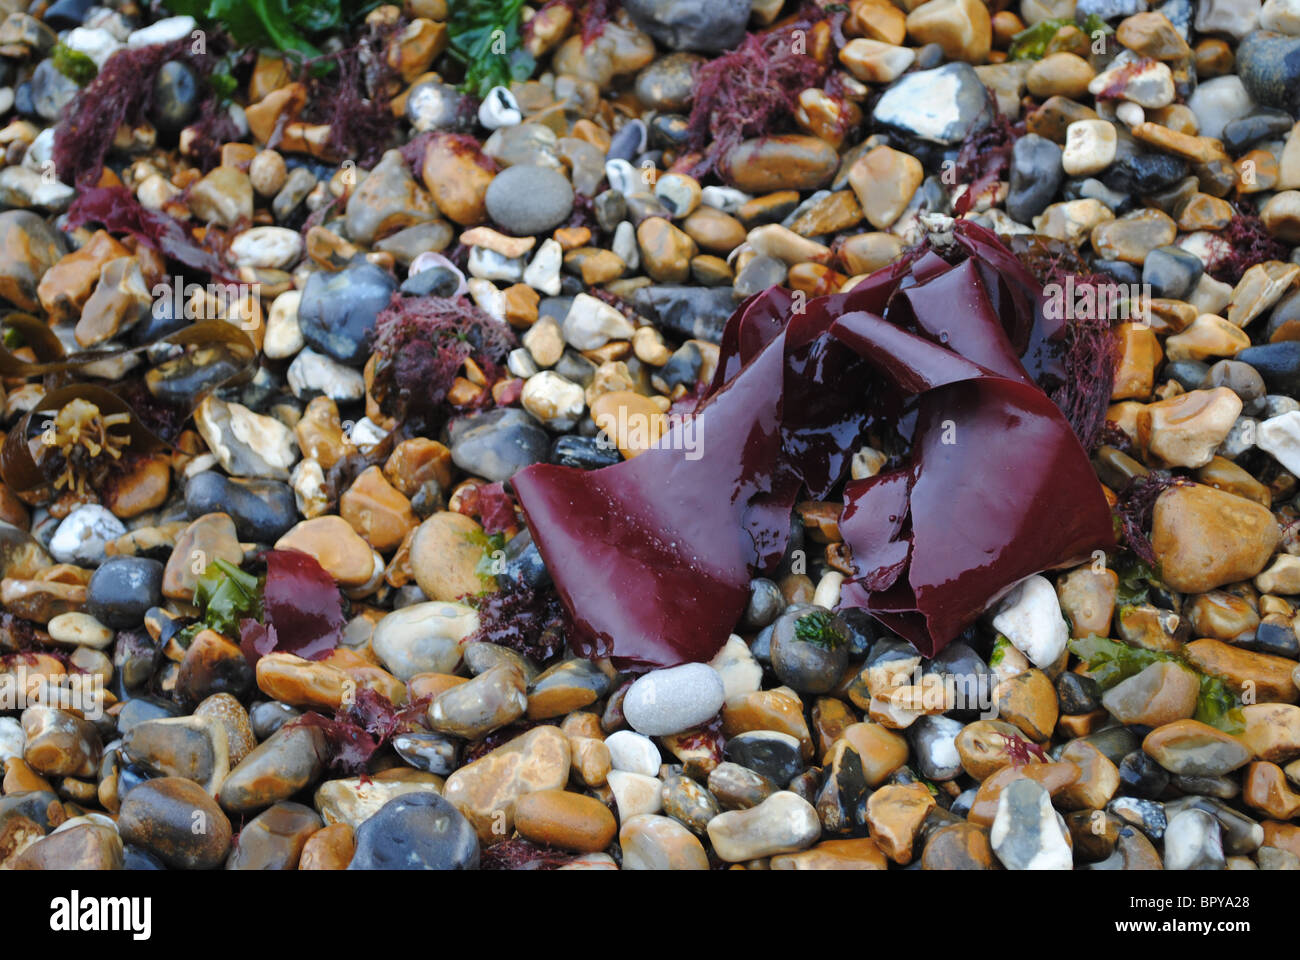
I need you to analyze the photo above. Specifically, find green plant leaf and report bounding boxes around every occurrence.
[193,557,263,637]
[1068,635,1245,733]
[794,609,846,650]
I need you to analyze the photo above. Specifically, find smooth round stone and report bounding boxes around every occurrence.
[371,601,476,680]
[742,578,783,630]
[1163,808,1226,869]
[393,732,459,777]
[349,792,478,870]
[1007,133,1064,224]
[85,557,164,629]
[448,408,551,482]
[623,663,726,737]
[769,608,849,694]
[635,52,701,110]
[151,60,200,131]
[13,822,123,870]
[706,790,821,862]
[185,471,296,543]
[724,730,805,787]
[297,261,397,367]
[485,165,574,235]
[118,777,232,870]
[248,701,300,741]
[428,663,528,738]
[708,760,778,810]
[619,813,710,869]
[1166,359,1213,390]
[605,730,661,776]
[1143,719,1253,777]
[1142,244,1203,300]
[46,611,113,649]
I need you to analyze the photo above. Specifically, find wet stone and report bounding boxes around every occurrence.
[85,557,163,628]
[185,472,297,543]
[226,801,322,869]
[118,777,232,870]
[297,262,398,367]
[348,792,478,870]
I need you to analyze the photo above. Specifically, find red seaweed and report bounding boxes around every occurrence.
[479,838,579,869]
[65,186,233,281]
[685,23,828,180]
[53,38,223,187]
[237,550,344,665]
[514,220,1115,665]
[370,294,516,421]
[465,579,568,662]
[1206,210,1289,285]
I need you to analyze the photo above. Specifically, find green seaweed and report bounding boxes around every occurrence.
[1068,635,1245,733]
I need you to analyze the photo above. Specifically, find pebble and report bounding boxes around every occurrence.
[448,408,551,481]
[707,790,821,862]
[118,777,231,870]
[349,793,478,870]
[442,726,570,841]
[623,663,726,736]
[85,557,163,628]
[873,63,993,144]
[990,778,1073,870]
[619,813,710,869]
[48,505,125,567]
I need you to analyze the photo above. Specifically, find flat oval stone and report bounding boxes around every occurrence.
[623,663,726,736]
[218,723,327,815]
[1144,719,1253,777]
[514,788,616,853]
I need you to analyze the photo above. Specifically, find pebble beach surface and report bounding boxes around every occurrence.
[1,0,1300,873]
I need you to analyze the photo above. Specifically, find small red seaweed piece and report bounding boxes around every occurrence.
[238,550,344,665]
[685,23,828,180]
[1205,209,1289,285]
[65,186,233,281]
[951,114,1020,216]
[370,294,516,421]
[1115,472,1187,566]
[455,481,518,535]
[479,838,578,870]
[53,38,222,187]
